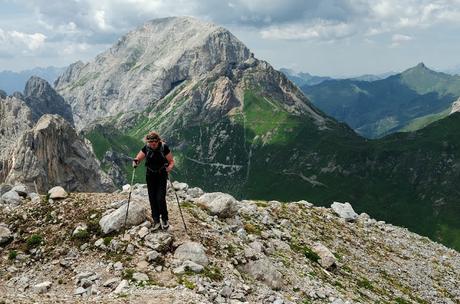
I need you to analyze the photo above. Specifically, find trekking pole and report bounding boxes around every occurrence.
[167,173,188,234]
[123,167,136,237]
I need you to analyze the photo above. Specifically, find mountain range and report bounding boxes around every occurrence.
[1,17,459,252]
[299,63,460,138]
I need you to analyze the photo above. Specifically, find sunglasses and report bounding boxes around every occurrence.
[147,138,159,143]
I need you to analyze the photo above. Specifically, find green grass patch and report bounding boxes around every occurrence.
[8,250,17,260]
[26,234,43,249]
[202,266,223,281]
[357,278,374,291]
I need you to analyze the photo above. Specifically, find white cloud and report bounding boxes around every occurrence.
[390,33,413,47]
[260,20,356,42]
[0,28,46,55]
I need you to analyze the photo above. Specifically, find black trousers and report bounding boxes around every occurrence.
[146,172,168,222]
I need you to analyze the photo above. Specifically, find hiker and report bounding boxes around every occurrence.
[132,131,174,230]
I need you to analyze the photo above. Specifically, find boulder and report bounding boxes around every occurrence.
[312,243,337,269]
[0,225,12,245]
[196,192,239,218]
[99,200,147,234]
[48,186,68,199]
[1,190,22,205]
[331,202,358,222]
[174,241,209,266]
[242,259,283,290]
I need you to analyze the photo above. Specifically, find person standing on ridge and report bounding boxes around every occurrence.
[132,131,174,231]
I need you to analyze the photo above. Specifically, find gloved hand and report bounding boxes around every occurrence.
[132,159,139,168]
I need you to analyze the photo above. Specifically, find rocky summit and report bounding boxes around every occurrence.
[55,17,253,129]
[0,182,458,303]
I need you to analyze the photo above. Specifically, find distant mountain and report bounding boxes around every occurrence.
[0,66,65,95]
[280,68,397,87]
[349,71,396,81]
[279,68,332,86]
[301,63,460,138]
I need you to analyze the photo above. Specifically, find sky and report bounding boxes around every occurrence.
[1,0,460,77]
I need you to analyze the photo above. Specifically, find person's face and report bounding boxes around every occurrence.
[147,138,159,148]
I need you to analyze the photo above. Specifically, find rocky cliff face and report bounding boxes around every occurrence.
[55,17,253,129]
[23,76,74,125]
[0,96,34,181]
[4,114,114,193]
[0,183,458,303]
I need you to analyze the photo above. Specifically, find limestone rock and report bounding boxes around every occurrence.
[331,202,358,222]
[1,190,22,205]
[312,243,337,269]
[132,272,149,282]
[0,225,12,245]
[450,97,460,114]
[196,192,239,218]
[48,186,68,199]
[144,231,173,253]
[174,241,209,266]
[99,200,147,234]
[5,114,115,193]
[23,76,74,125]
[242,259,283,290]
[55,17,251,129]
[173,260,204,274]
[33,281,52,293]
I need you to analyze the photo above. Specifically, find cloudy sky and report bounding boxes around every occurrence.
[1,0,460,76]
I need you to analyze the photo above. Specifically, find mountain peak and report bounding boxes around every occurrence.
[55,16,252,128]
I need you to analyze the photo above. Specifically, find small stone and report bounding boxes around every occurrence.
[74,286,87,295]
[138,226,149,239]
[132,272,149,282]
[172,260,204,274]
[33,281,52,293]
[220,286,233,298]
[113,261,123,271]
[102,278,120,288]
[113,279,129,294]
[0,226,12,245]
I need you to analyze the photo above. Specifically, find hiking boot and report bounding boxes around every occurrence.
[161,219,169,230]
[151,220,161,232]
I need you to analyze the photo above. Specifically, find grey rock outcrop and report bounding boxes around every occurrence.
[23,76,74,125]
[450,97,460,114]
[331,202,358,222]
[4,114,115,193]
[0,96,34,180]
